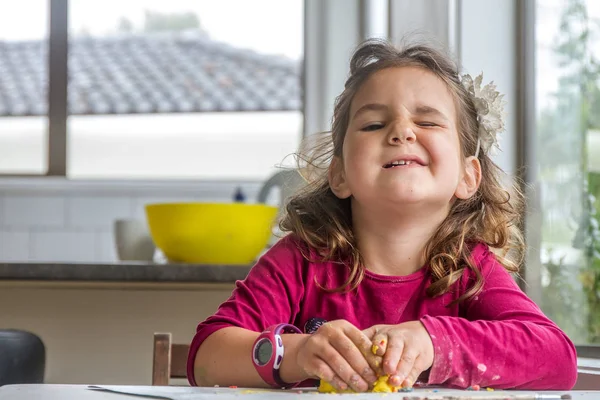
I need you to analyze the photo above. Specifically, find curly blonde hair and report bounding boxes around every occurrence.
[280,38,525,303]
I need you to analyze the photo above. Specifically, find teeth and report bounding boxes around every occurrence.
[391,160,412,166]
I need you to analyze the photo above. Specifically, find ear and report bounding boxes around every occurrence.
[328,156,352,199]
[455,156,482,200]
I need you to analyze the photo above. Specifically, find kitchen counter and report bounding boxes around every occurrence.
[0,261,251,289]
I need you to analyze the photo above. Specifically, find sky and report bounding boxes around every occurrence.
[0,0,304,60]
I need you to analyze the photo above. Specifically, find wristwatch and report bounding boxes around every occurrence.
[252,323,302,388]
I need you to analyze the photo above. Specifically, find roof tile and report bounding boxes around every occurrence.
[0,34,302,116]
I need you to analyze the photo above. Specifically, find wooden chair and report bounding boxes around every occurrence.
[152,332,190,386]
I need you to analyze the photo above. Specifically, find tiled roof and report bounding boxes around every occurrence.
[0,33,302,116]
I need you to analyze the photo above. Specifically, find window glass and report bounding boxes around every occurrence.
[67,0,304,179]
[0,0,48,174]
[537,0,600,344]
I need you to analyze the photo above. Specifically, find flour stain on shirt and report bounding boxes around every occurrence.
[448,351,453,361]
[477,364,487,373]
[434,346,444,365]
[492,375,500,381]
[434,345,451,378]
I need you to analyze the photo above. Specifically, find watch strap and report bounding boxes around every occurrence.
[253,323,301,388]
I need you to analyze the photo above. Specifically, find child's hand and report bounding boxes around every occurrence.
[295,319,381,392]
[362,321,434,388]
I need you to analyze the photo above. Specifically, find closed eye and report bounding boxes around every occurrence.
[361,123,385,131]
[417,122,438,127]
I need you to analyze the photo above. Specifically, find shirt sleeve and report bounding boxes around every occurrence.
[186,234,307,385]
[420,246,578,390]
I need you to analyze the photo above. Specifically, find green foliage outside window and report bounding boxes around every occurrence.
[539,0,600,344]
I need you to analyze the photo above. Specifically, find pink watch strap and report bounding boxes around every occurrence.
[252,323,301,388]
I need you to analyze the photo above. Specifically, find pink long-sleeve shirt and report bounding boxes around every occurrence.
[187,234,577,389]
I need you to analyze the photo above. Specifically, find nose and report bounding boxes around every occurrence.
[387,121,416,145]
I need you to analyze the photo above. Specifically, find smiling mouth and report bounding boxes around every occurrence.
[383,160,422,168]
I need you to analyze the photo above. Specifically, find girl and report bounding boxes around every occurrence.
[186,38,577,392]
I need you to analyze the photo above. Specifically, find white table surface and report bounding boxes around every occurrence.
[0,384,598,400]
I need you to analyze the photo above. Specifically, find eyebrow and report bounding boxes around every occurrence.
[413,105,450,122]
[351,103,388,119]
[351,102,450,122]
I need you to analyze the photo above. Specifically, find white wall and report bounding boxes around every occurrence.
[459,0,518,176]
[0,284,234,385]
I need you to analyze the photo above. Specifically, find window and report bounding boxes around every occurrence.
[68,0,304,180]
[536,0,600,346]
[1,0,304,180]
[0,0,49,174]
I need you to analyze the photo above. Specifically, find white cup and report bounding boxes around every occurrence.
[113,219,156,262]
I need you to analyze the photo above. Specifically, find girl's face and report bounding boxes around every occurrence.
[329,66,480,213]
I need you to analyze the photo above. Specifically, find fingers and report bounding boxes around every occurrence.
[362,321,434,390]
[341,324,382,378]
[360,326,386,375]
[399,356,427,388]
[310,359,349,392]
[320,346,370,392]
[312,322,377,392]
[361,325,378,339]
[342,323,375,359]
[329,333,378,389]
[371,333,388,356]
[381,336,404,377]
[389,347,419,387]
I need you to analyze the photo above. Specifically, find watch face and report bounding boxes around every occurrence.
[255,338,273,366]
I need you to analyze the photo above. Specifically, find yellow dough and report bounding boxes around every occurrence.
[317,380,354,394]
[372,375,399,393]
[317,338,406,393]
[318,375,400,393]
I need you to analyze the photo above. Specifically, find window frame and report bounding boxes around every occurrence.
[4,0,315,181]
[47,0,68,176]
[0,0,67,177]
[517,0,541,301]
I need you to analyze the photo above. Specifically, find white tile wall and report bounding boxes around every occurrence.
[30,230,96,262]
[3,196,66,228]
[66,196,134,229]
[0,180,260,262]
[96,230,118,262]
[0,230,30,261]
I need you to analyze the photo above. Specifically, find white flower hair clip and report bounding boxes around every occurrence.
[460,73,506,157]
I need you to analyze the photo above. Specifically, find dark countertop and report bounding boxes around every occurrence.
[0,261,252,283]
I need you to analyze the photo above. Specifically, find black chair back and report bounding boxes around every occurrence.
[0,330,45,386]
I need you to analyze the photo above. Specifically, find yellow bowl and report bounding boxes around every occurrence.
[145,202,278,265]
